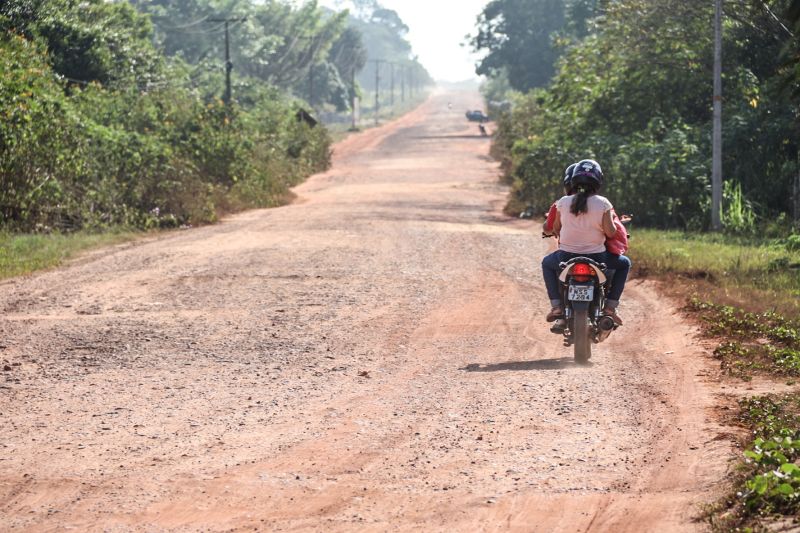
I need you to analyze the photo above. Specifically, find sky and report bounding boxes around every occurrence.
[319,0,489,82]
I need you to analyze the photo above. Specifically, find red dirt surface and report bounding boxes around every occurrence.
[0,90,733,531]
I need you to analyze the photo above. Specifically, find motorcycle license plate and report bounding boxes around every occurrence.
[568,285,594,301]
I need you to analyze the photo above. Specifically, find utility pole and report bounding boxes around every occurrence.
[795,151,800,223]
[373,59,382,126]
[401,64,406,103]
[390,62,395,109]
[711,0,723,231]
[351,66,357,130]
[308,63,314,108]
[209,17,245,105]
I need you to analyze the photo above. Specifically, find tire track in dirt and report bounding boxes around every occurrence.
[0,90,732,531]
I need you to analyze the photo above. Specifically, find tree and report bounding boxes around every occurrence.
[492,0,800,229]
[237,1,347,89]
[131,0,362,108]
[327,25,368,107]
[782,0,800,103]
[469,0,567,91]
[1,0,164,87]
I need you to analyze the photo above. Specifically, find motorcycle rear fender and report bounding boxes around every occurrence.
[558,257,608,285]
[570,301,590,311]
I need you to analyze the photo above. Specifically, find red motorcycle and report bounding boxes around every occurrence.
[557,257,618,363]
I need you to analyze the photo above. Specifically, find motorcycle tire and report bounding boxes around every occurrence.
[573,308,591,364]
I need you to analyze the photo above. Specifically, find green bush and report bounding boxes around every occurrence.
[784,234,800,252]
[492,0,798,229]
[0,33,82,229]
[0,24,332,232]
[732,395,800,525]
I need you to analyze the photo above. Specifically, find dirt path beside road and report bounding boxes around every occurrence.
[0,91,732,531]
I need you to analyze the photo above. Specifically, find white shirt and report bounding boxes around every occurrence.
[556,194,613,254]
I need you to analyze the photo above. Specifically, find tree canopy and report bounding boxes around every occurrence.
[487,0,800,232]
[470,0,567,91]
[0,0,344,231]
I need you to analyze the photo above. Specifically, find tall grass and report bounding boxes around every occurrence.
[721,181,756,234]
[0,230,139,280]
[630,229,800,314]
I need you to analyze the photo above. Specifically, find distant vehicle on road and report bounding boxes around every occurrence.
[465,110,489,123]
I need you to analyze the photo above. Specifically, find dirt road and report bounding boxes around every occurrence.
[1,91,733,531]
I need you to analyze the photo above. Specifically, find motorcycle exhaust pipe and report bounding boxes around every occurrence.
[595,316,616,343]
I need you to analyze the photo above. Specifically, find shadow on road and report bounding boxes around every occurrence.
[460,357,590,372]
[411,135,490,140]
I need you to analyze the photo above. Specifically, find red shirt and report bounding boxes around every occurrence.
[544,202,558,233]
[606,209,628,255]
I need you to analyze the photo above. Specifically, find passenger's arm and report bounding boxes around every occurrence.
[602,209,616,238]
[553,210,562,235]
[542,203,558,236]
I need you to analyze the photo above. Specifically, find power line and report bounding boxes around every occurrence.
[163,21,228,35]
[152,15,210,31]
[759,0,794,37]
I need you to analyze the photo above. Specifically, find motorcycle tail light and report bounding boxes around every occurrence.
[571,263,595,282]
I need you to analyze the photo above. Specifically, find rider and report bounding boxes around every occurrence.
[542,163,577,332]
[541,160,631,325]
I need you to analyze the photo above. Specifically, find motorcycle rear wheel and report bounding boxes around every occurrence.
[573,308,591,364]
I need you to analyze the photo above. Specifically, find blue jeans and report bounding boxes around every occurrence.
[542,251,631,308]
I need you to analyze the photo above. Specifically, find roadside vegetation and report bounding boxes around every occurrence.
[688,299,800,378]
[630,230,800,315]
[1,1,334,233]
[708,394,800,531]
[631,231,800,529]
[0,0,431,278]
[0,230,139,280]
[474,0,800,234]
[473,0,800,528]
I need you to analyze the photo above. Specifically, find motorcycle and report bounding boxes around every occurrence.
[556,256,618,363]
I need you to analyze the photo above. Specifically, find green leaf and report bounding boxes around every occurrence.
[780,463,800,475]
[744,450,762,462]
[747,475,770,495]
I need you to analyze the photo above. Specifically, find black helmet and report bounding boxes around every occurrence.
[571,159,603,189]
[563,163,577,189]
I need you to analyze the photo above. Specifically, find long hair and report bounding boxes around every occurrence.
[570,185,596,215]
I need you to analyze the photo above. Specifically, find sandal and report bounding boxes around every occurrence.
[546,307,564,322]
[603,307,623,326]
